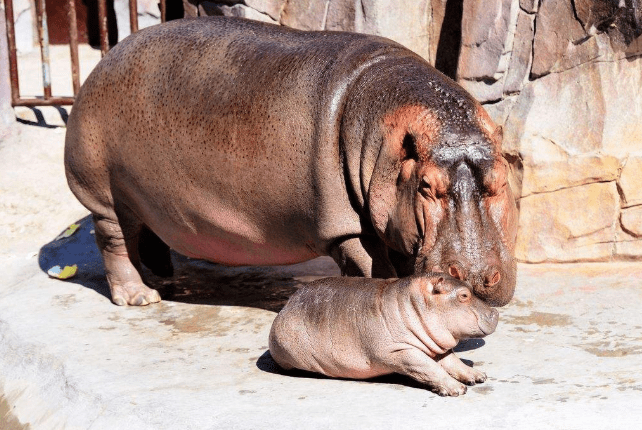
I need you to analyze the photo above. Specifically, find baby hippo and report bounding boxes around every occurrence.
[269,274,498,396]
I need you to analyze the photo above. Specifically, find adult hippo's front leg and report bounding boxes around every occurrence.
[329,236,397,278]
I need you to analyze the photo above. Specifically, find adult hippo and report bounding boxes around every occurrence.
[65,17,518,307]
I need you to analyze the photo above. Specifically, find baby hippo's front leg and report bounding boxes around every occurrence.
[437,351,487,386]
[391,349,468,397]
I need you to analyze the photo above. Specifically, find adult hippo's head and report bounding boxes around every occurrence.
[340,55,517,306]
[365,101,517,306]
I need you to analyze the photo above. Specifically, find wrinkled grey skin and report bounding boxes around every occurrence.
[65,17,517,307]
[269,274,499,396]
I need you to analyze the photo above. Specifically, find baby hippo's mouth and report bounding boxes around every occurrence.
[478,308,499,336]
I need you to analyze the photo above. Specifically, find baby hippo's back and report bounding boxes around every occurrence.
[269,277,394,379]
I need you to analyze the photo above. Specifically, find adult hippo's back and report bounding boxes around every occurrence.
[65,17,517,307]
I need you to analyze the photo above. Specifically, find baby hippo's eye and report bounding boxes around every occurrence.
[457,288,471,303]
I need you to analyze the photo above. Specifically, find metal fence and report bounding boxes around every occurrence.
[3,0,167,106]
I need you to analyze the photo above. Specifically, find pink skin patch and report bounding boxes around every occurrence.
[159,204,317,266]
[173,229,318,266]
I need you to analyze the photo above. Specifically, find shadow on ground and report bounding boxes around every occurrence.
[256,348,484,392]
[39,216,489,391]
[38,216,340,313]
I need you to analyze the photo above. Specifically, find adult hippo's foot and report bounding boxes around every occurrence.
[93,216,162,306]
[108,268,161,306]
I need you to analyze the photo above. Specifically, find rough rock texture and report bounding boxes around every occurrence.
[186,0,447,63]
[457,0,642,262]
[619,154,642,208]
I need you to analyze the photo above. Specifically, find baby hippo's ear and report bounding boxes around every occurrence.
[430,274,454,294]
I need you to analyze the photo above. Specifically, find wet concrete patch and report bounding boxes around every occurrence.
[160,307,223,335]
[503,311,572,327]
[581,342,642,357]
[51,294,78,308]
[472,385,494,394]
[0,394,30,430]
[532,378,555,385]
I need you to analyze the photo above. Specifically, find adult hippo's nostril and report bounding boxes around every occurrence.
[473,271,514,307]
[484,268,501,288]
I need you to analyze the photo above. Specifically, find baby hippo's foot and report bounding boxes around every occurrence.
[438,351,486,386]
[431,378,468,397]
[110,282,161,306]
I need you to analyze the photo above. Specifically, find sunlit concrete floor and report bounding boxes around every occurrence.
[1,46,642,430]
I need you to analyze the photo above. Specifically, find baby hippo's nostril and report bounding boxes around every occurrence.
[484,268,501,287]
[448,263,465,280]
[490,308,499,325]
[479,308,499,335]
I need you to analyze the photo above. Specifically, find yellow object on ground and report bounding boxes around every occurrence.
[47,265,78,280]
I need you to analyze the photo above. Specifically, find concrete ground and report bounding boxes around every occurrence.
[1,45,642,430]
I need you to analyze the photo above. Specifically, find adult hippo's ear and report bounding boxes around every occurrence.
[367,105,442,255]
[477,104,503,150]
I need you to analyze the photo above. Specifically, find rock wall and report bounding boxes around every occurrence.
[190,0,642,263]
[183,0,448,63]
[463,0,642,262]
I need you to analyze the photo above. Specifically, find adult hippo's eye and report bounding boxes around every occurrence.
[483,159,508,197]
[419,170,448,200]
[419,176,433,198]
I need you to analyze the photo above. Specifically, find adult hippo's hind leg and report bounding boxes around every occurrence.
[93,210,161,306]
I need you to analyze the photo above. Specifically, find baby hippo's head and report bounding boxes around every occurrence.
[427,275,499,340]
